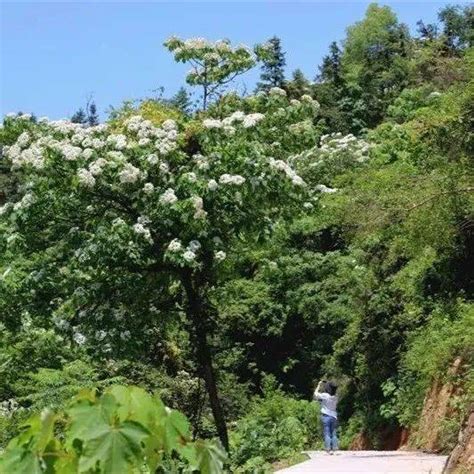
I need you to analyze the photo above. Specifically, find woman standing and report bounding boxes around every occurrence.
[313,380,339,454]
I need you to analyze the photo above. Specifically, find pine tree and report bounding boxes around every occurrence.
[318,41,343,87]
[255,36,286,92]
[71,108,87,124]
[170,87,192,115]
[87,101,99,126]
[286,69,311,99]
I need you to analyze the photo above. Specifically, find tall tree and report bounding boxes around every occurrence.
[170,87,192,115]
[87,101,99,126]
[164,37,256,110]
[1,73,322,449]
[255,36,286,92]
[318,41,344,88]
[71,108,87,125]
[285,69,311,99]
[438,4,474,53]
[313,41,349,133]
[340,3,412,131]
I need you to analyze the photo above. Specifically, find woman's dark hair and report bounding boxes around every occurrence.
[325,381,338,396]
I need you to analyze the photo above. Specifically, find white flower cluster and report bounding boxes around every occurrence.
[166,238,201,264]
[193,153,210,171]
[289,119,314,135]
[88,157,107,176]
[167,238,182,252]
[208,179,218,191]
[219,174,246,185]
[269,87,287,97]
[133,219,153,243]
[215,250,226,262]
[77,168,96,187]
[13,192,35,212]
[160,188,178,205]
[5,142,44,169]
[119,163,141,184]
[192,195,207,219]
[319,133,371,162]
[4,117,111,172]
[143,182,154,194]
[57,142,83,161]
[315,184,337,194]
[203,111,265,130]
[73,332,86,345]
[269,157,305,186]
[107,134,127,150]
[124,115,178,156]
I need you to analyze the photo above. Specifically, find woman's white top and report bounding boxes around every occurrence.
[313,389,338,419]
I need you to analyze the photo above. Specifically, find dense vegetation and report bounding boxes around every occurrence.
[1,3,473,472]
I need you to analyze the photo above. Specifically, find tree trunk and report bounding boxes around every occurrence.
[181,272,229,451]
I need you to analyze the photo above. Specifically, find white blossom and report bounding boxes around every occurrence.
[73,332,86,345]
[215,250,226,262]
[147,153,159,165]
[119,163,141,184]
[219,174,246,185]
[89,158,107,176]
[243,113,265,128]
[269,87,287,96]
[203,118,222,129]
[107,134,127,150]
[207,179,218,191]
[315,184,337,193]
[17,132,30,148]
[162,119,177,131]
[138,138,151,146]
[77,168,96,187]
[120,330,131,340]
[133,222,152,242]
[143,182,154,194]
[167,238,182,252]
[160,188,178,205]
[183,250,196,262]
[185,172,197,182]
[82,148,94,160]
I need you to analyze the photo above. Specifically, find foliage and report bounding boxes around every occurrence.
[0,385,226,473]
[229,378,319,472]
[164,37,257,109]
[381,304,474,429]
[255,36,286,92]
[1,2,474,469]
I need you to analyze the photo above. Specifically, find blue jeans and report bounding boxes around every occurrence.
[321,414,338,451]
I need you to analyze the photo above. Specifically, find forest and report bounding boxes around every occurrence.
[0,3,473,473]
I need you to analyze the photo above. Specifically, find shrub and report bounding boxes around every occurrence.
[230,379,319,472]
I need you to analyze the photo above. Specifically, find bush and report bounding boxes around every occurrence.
[230,378,319,472]
[381,303,474,428]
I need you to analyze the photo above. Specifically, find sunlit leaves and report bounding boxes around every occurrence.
[0,385,226,473]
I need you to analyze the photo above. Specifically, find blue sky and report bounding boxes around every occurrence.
[0,1,463,120]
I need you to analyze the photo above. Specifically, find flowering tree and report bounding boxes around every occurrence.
[1,58,326,449]
[164,37,256,110]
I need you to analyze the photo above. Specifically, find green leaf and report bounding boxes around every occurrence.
[78,420,149,473]
[0,448,43,474]
[35,409,56,452]
[108,385,165,427]
[182,439,227,474]
[160,408,191,454]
